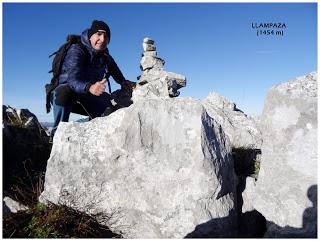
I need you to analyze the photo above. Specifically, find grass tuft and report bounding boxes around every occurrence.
[4,202,121,238]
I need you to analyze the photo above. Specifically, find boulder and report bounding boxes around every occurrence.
[3,105,49,143]
[3,105,51,195]
[253,72,317,238]
[4,105,36,127]
[202,92,262,149]
[40,97,237,238]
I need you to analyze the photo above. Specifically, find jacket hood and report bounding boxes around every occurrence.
[81,29,109,55]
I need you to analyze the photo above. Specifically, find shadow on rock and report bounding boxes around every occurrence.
[236,172,267,237]
[238,210,267,238]
[184,210,238,238]
[233,148,261,178]
[265,185,317,238]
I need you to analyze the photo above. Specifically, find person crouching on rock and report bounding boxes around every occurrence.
[50,20,136,142]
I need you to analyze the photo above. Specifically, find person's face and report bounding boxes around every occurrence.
[90,31,108,51]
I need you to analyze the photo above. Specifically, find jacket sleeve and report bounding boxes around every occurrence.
[63,44,90,94]
[107,54,126,85]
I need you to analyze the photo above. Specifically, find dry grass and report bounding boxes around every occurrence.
[3,202,121,238]
[3,158,121,238]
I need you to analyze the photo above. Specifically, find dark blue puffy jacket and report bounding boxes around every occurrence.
[58,29,126,94]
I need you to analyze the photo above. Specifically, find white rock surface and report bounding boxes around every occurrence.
[3,197,28,215]
[40,98,237,238]
[132,78,169,101]
[254,72,317,237]
[139,69,186,88]
[202,92,262,149]
[140,56,165,71]
[143,50,157,57]
[241,177,256,213]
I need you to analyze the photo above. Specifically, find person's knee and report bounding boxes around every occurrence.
[82,93,114,118]
[54,84,75,106]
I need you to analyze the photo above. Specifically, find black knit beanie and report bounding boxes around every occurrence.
[88,20,111,42]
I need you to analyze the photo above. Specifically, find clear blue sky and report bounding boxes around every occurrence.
[3,3,317,122]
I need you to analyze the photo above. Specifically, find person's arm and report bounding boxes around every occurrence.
[63,44,91,94]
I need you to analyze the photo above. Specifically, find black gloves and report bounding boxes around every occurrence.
[121,79,136,93]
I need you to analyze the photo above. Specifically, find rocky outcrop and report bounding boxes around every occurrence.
[134,38,186,100]
[40,97,237,238]
[202,92,262,224]
[35,34,316,238]
[39,38,246,238]
[3,105,49,145]
[3,106,51,196]
[253,72,317,238]
[202,92,262,149]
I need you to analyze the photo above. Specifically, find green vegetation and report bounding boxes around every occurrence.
[3,158,121,238]
[3,109,119,238]
[10,169,45,207]
[232,147,261,177]
[4,202,121,238]
[253,161,261,180]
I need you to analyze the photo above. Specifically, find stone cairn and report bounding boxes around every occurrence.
[137,37,187,97]
[140,38,164,72]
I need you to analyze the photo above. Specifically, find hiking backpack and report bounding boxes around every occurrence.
[45,35,88,113]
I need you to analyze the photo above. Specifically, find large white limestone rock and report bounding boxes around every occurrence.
[253,72,317,238]
[40,98,237,238]
[202,92,262,149]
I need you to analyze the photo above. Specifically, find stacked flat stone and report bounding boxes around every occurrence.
[140,38,165,71]
[135,37,187,99]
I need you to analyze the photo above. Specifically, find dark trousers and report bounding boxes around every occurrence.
[50,84,114,138]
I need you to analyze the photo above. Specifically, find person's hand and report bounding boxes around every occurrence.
[89,79,106,96]
[121,79,136,92]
